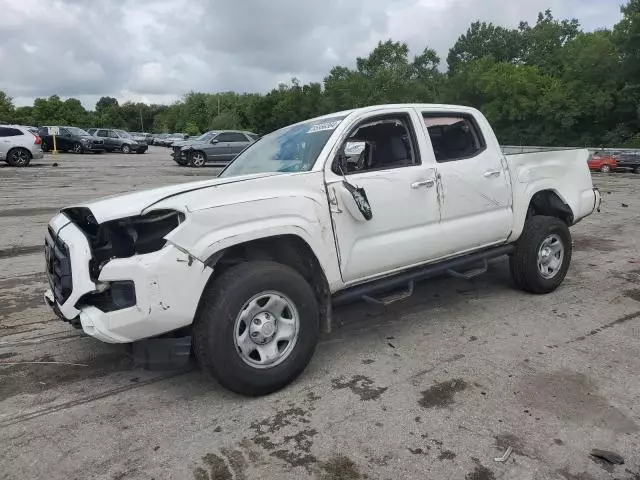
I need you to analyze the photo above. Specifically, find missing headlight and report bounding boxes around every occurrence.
[64,208,185,281]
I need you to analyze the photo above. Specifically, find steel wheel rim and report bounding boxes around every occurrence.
[537,234,564,279]
[233,290,299,369]
[601,165,610,172]
[123,145,130,153]
[192,153,205,166]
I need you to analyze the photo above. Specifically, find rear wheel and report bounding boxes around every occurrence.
[189,151,206,167]
[41,141,50,152]
[7,148,32,167]
[600,164,611,173]
[122,144,131,154]
[509,215,572,294]
[193,261,319,396]
[72,142,83,154]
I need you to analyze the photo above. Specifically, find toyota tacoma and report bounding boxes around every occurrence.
[44,104,600,396]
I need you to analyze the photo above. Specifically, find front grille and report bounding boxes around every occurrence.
[45,226,73,304]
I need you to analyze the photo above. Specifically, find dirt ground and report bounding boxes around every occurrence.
[1,147,639,480]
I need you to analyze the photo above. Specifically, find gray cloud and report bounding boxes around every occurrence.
[0,0,622,109]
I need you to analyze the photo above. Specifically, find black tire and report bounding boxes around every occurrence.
[509,215,572,294]
[600,164,611,173]
[193,261,320,396]
[189,150,207,167]
[122,144,131,154]
[7,148,32,167]
[41,141,49,152]
[72,142,83,154]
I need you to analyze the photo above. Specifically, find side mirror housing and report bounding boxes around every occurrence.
[211,139,219,144]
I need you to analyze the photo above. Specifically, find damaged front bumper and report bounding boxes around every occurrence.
[44,213,212,343]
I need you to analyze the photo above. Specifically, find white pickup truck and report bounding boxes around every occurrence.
[44,104,600,395]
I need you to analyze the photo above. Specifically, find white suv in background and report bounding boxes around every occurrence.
[0,125,44,167]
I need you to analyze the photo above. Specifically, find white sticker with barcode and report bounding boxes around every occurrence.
[308,120,341,133]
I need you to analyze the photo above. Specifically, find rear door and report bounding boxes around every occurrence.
[420,110,512,255]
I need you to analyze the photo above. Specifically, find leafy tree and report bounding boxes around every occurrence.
[0,90,14,123]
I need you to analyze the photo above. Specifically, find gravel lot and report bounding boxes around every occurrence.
[1,147,639,480]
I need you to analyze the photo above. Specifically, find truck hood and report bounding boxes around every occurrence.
[63,172,277,223]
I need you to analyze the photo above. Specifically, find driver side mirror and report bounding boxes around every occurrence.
[211,139,219,144]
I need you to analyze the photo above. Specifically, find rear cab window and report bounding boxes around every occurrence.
[422,113,486,162]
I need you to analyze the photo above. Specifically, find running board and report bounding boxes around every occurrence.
[332,244,514,307]
[362,281,414,306]
[446,259,488,280]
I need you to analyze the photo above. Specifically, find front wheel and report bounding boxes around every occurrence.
[600,164,611,173]
[509,215,572,294]
[189,151,206,167]
[72,142,83,154]
[193,261,320,396]
[121,144,131,154]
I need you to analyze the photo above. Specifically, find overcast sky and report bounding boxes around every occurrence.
[0,0,623,109]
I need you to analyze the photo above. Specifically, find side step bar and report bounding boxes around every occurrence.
[332,244,514,307]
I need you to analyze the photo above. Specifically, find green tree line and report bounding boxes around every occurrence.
[1,2,640,147]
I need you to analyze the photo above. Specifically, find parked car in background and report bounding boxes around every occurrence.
[153,133,169,146]
[170,130,220,161]
[89,128,148,154]
[130,132,148,144]
[615,153,640,173]
[178,130,258,167]
[0,125,43,167]
[39,126,105,154]
[164,133,188,147]
[587,152,617,173]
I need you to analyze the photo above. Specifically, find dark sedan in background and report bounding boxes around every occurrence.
[39,126,105,153]
[616,153,640,173]
[175,130,258,167]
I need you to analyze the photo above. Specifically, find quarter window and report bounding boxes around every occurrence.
[423,114,485,162]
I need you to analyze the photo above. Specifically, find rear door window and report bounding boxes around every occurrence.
[422,114,486,162]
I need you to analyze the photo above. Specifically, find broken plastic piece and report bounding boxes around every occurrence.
[494,446,513,462]
[590,449,624,465]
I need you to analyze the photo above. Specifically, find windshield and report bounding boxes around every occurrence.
[197,131,218,142]
[116,130,132,139]
[219,116,345,178]
[67,127,90,136]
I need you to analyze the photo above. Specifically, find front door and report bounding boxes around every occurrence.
[326,110,443,284]
[421,112,512,255]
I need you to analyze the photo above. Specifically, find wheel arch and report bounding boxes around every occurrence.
[197,233,333,333]
[511,188,575,241]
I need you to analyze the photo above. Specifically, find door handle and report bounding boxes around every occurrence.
[483,170,501,178]
[411,179,435,189]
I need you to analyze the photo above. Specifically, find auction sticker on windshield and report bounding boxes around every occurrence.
[308,120,342,133]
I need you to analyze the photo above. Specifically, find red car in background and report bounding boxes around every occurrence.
[588,152,617,173]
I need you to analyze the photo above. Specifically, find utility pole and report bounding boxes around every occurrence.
[218,97,220,116]
[140,108,144,132]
